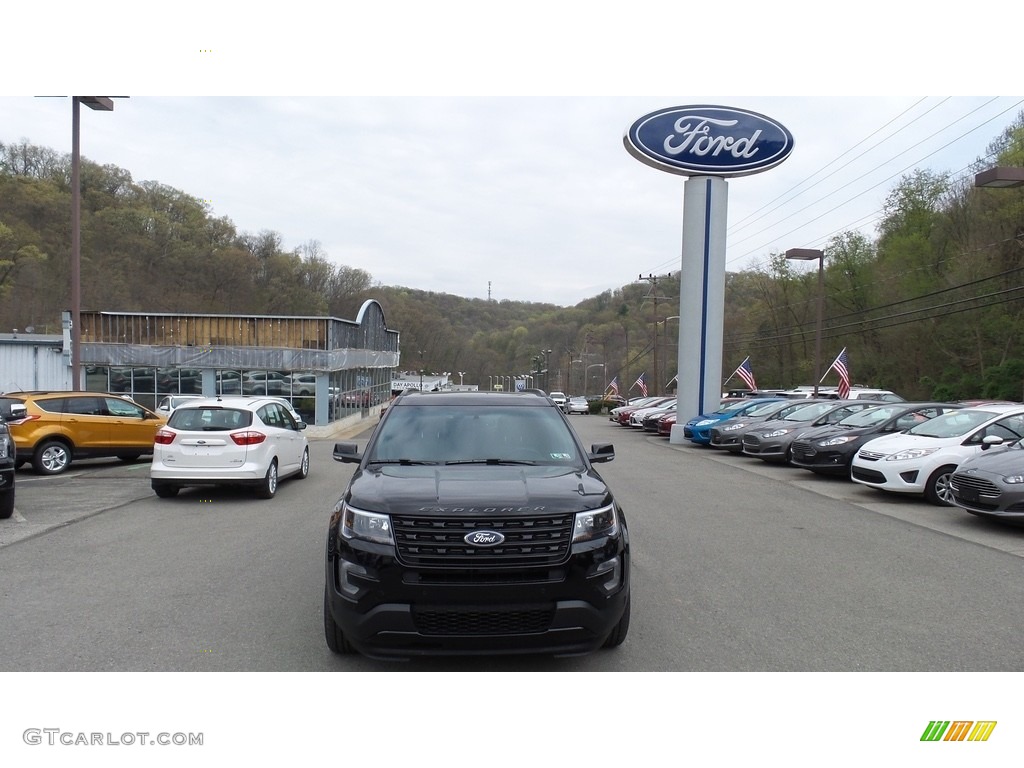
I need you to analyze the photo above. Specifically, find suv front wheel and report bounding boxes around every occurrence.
[602,593,631,648]
[33,439,72,475]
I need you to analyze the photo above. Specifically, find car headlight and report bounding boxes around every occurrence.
[885,448,939,461]
[336,500,394,545]
[722,422,747,431]
[1003,474,1024,484]
[573,503,619,543]
[819,436,856,446]
[695,419,715,427]
[763,428,794,438]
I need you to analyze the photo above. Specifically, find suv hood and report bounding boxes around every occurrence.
[347,464,612,515]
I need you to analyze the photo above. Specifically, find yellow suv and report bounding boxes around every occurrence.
[0,391,167,475]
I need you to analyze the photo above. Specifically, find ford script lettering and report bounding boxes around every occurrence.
[465,530,505,547]
[624,105,794,177]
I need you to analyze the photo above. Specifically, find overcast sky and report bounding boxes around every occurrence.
[4,6,1022,308]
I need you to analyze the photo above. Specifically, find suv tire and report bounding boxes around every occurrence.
[0,490,13,520]
[33,439,72,475]
[602,593,631,648]
[324,586,355,654]
[297,448,310,480]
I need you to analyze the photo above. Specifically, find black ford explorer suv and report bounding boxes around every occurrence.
[324,389,630,658]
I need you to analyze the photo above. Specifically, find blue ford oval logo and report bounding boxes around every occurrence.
[464,530,505,547]
[625,105,794,177]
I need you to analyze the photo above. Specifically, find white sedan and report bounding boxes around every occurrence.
[566,396,590,415]
[850,403,1024,505]
[150,396,309,499]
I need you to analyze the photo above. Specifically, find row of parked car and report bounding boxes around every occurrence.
[0,391,315,517]
[608,393,1024,526]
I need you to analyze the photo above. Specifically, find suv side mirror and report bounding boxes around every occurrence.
[333,442,363,463]
[8,404,27,422]
[589,443,615,463]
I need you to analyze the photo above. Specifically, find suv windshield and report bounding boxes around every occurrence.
[369,404,581,465]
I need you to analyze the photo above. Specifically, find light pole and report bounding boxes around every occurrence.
[542,349,553,390]
[457,371,466,386]
[71,96,117,390]
[785,248,825,396]
[585,363,605,398]
[974,168,1024,400]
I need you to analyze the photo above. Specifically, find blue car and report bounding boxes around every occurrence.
[683,398,788,445]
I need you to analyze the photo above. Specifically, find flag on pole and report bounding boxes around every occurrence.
[632,372,648,397]
[825,348,851,398]
[666,374,677,388]
[605,376,619,396]
[733,357,757,390]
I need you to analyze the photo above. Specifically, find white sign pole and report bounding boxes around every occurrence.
[670,176,728,444]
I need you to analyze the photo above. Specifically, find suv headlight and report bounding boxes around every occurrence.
[336,500,394,545]
[0,433,9,458]
[573,503,619,543]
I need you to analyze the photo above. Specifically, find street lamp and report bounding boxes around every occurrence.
[785,248,825,396]
[457,371,466,386]
[542,349,553,390]
[71,96,117,390]
[974,166,1024,189]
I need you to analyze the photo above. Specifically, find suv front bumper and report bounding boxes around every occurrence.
[326,536,629,658]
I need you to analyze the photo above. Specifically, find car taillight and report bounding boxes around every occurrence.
[154,429,176,445]
[230,431,266,446]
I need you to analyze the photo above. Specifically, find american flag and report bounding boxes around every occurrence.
[733,357,757,390]
[827,348,851,398]
[633,372,648,397]
[605,376,619,395]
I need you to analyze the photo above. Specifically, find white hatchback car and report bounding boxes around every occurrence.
[850,403,1024,505]
[150,396,309,499]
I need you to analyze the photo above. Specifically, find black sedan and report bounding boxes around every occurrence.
[740,400,886,463]
[950,439,1024,525]
[790,402,963,476]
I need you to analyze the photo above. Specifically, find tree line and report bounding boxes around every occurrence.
[1,112,1023,401]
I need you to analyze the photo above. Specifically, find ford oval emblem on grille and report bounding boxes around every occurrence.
[465,530,504,547]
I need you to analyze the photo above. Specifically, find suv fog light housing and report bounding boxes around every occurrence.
[338,501,394,545]
[573,504,618,543]
[338,560,370,597]
[591,556,623,593]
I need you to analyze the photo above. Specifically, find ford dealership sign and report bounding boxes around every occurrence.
[625,105,794,177]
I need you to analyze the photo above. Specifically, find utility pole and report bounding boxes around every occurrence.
[638,273,665,395]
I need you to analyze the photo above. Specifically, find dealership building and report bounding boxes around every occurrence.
[0,301,400,431]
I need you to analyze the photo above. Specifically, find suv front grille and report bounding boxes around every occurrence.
[392,514,574,567]
[413,606,555,635]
